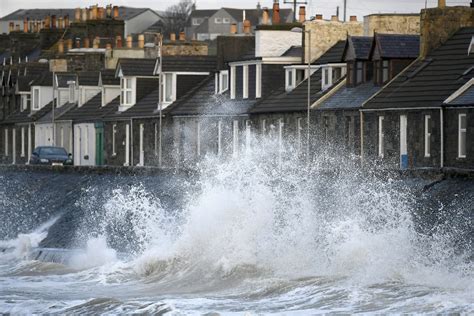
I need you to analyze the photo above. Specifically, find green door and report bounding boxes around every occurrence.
[95,123,104,166]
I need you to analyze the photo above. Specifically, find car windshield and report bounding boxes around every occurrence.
[40,147,67,155]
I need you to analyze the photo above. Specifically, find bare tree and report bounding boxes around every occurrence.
[162,0,194,36]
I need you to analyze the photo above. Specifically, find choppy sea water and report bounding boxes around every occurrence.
[0,147,473,314]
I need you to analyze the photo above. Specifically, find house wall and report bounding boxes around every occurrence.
[362,109,442,169]
[58,88,69,106]
[364,14,420,36]
[79,86,100,107]
[102,86,120,105]
[32,86,53,112]
[0,125,13,164]
[124,10,161,36]
[261,64,285,98]
[207,10,235,35]
[104,120,128,166]
[304,20,364,63]
[255,30,302,57]
[444,108,474,169]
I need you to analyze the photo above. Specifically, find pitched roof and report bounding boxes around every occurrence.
[77,71,100,86]
[363,27,474,110]
[445,83,474,106]
[31,71,53,86]
[17,75,37,92]
[167,75,255,116]
[58,93,119,122]
[117,58,157,77]
[344,36,373,61]
[161,56,216,72]
[56,73,76,88]
[315,81,381,111]
[372,34,420,59]
[282,46,302,58]
[222,7,293,26]
[100,69,120,86]
[315,41,346,64]
[36,102,77,123]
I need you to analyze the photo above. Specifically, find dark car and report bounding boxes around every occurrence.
[29,146,73,166]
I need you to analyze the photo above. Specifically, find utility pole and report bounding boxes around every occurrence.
[284,0,308,22]
[336,6,340,20]
[343,0,347,22]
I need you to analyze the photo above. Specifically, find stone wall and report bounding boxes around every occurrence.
[420,6,474,58]
[364,14,420,36]
[162,42,208,57]
[304,20,363,63]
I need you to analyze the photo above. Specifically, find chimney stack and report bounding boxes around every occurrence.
[113,6,119,19]
[298,6,306,23]
[138,34,145,48]
[58,39,64,54]
[349,15,357,22]
[23,18,29,33]
[116,35,122,48]
[438,0,446,8]
[179,31,185,41]
[170,33,176,41]
[272,0,280,24]
[315,14,323,20]
[243,20,251,34]
[92,5,98,19]
[75,8,81,22]
[262,7,269,25]
[84,37,90,48]
[126,35,133,48]
[230,23,237,34]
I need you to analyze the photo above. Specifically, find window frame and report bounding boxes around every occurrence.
[21,94,30,111]
[32,87,40,111]
[424,115,431,158]
[214,17,222,24]
[458,113,467,158]
[120,77,135,106]
[378,116,384,158]
[223,17,231,24]
[162,73,176,104]
[219,70,229,94]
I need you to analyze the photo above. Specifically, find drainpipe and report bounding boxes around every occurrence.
[130,118,134,166]
[360,111,364,165]
[440,108,444,169]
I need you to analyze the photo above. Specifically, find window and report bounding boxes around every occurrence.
[219,70,229,93]
[424,115,431,158]
[378,116,384,158]
[215,17,222,24]
[243,65,249,99]
[112,124,117,156]
[356,62,364,84]
[120,77,134,106]
[4,128,8,156]
[21,127,25,157]
[382,60,389,83]
[21,94,30,111]
[192,18,203,26]
[32,88,40,110]
[347,63,354,86]
[230,66,236,99]
[458,114,467,158]
[164,73,174,103]
[323,68,330,87]
[286,69,294,91]
[223,17,230,24]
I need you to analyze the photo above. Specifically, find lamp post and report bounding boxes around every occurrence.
[291,26,311,162]
[157,33,163,168]
[52,71,56,146]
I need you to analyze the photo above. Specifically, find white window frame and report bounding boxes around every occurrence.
[21,94,30,111]
[68,81,76,103]
[192,18,202,26]
[124,123,130,166]
[223,17,230,24]
[242,65,249,99]
[4,128,8,156]
[424,115,431,158]
[120,77,135,106]
[32,87,40,110]
[215,17,222,24]
[230,66,236,99]
[256,64,262,98]
[112,123,117,156]
[219,70,229,94]
[286,68,295,92]
[20,127,25,157]
[378,116,384,158]
[458,114,467,158]
[162,73,176,104]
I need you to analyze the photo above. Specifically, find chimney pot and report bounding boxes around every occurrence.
[93,36,100,49]
[438,0,446,8]
[349,15,357,22]
[113,6,119,19]
[106,43,112,50]
[58,16,64,29]
[243,19,251,34]
[84,37,90,48]
[262,7,269,25]
[179,31,186,41]
[170,33,176,41]
[66,38,73,50]
[44,15,51,29]
[23,18,29,33]
[92,5,98,19]
[331,15,339,22]
[116,35,122,48]
[315,14,323,20]
[98,7,105,20]
[64,15,70,27]
[81,8,88,22]
[230,23,237,34]
[138,34,145,48]
[75,38,81,48]
[75,8,81,22]
[58,39,64,54]
[106,5,112,18]
[298,6,306,23]
[126,35,133,48]
[51,15,57,29]
[272,0,280,24]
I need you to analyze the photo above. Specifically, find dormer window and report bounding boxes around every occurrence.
[120,77,135,106]
[356,62,364,84]
[68,81,76,103]
[382,60,389,83]
[161,73,176,104]
[218,70,229,94]
[32,87,40,110]
[21,94,30,111]
[322,65,346,91]
[285,68,305,92]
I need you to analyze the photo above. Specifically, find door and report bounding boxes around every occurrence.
[95,123,104,166]
[400,115,408,169]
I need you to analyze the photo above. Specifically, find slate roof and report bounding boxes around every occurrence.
[36,102,77,123]
[161,56,217,72]
[282,46,303,58]
[315,81,382,111]
[345,36,373,61]
[167,75,255,116]
[77,71,100,86]
[363,27,474,110]
[372,34,420,59]
[58,93,119,123]
[17,75,37,92]
[117,58,157,77]
[446,84,474,106]
[110,89,159,119]
[31,71,53,86]
[24,62,49,77]
[4,100,57,124]
[315,41,346,64]
[56,73,76,88]
[100,69,120,86]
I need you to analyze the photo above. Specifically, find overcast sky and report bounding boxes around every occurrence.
[0,0,471,19]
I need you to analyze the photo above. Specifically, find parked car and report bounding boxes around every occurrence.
[29,146,73,166]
